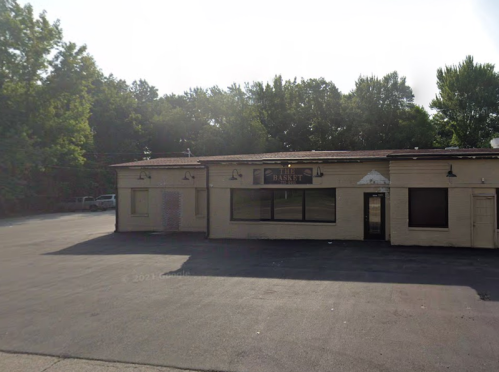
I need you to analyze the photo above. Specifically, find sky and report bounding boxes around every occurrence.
[25,0,499,108]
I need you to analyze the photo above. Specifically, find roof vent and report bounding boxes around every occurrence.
[445,146,459,150]
[491,138,499,149]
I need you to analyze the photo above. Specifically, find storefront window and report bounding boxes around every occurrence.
[231,189,271,220]
[305,189,336,222]
[231,189,336,222]
[274,190,303,220]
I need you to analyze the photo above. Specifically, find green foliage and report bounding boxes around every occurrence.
[344,72,433,150]
[0,0,97,213]
[431,56,499,148]
[7,1,499,216]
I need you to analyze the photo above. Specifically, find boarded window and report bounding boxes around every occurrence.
[196,189,207,216]
[253,169,262,185]
[409,188,448,228]
[132,189,149,215]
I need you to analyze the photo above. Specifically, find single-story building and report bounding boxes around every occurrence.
[111,148,499,248]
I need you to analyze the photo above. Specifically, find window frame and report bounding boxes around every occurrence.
[408,188,448,228]
[230,188,336,223]
[496,189,499,229]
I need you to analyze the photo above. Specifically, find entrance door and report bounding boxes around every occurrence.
[364,193,385,240]
[473,196,495,248]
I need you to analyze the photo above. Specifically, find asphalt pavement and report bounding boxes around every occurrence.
[0,211,499,372]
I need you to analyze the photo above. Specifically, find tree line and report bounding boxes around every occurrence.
[1,0,499,214]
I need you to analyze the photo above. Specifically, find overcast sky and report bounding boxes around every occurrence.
[25,0,499,108]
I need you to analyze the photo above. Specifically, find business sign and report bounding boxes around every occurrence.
[264,168,313,185]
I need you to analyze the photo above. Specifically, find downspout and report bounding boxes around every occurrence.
[205,165,210,239]
[114,169,119,233]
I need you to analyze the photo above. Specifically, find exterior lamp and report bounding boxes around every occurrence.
[137,170,151,180]
[446,165,457,178]
[314,166,324,178]
[182,171,195,181]
[281,162,291,168]
[230,169,243,180]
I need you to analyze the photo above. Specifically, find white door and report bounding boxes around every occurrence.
[473,196,495,248]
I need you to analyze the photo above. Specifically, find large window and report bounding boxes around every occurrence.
[274,190,303,220]
[231,189,336,222]
[409,188,448,228]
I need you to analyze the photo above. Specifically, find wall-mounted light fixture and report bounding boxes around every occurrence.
[137,170,151,180]
[281,162,291,168]
[446,164,457,178]
[314,166,324,178]
[182,171,195,181]
[229,169,243,181]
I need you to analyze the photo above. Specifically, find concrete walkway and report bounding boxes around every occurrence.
[0,351,197,372]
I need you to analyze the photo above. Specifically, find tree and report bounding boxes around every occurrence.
[0,0,100,212]
[431,56,499,148]
[345,71,433,149]
[0,0,63,212]
[195,85,267,155]
[249,76,350,151]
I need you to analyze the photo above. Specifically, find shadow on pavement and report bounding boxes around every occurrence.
[47,232,499,301]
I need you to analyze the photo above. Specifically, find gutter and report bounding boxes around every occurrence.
[198,155,499,165]
[205,165,210,239]
[388,155,499,161]
[114,169,119,233]
[110,165,205,169]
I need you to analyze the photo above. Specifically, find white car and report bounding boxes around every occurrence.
[60,197,98,212]
[95,194,116,210]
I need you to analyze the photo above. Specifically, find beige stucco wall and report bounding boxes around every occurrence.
[390,159,499,248]
[115,158,498,248]
[208,162,391,240]
[116,168,206,232]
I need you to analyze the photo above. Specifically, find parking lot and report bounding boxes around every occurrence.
[1,211,499,372]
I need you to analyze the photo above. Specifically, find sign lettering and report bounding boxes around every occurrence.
[264,168,313,185]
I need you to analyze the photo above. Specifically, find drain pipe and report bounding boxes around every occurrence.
[205,165,210,239]
[114,169,119,233]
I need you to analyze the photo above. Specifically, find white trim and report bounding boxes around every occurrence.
[408,227,449,232]
[471,195,496,248]
[230,221,337,227]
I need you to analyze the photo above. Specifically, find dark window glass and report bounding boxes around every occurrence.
[409,188,448,228]
[305,189,336,222]
[231,189,335,223]
[274,190,303,220]
[260,190,272,219]
[232,189,271,220]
